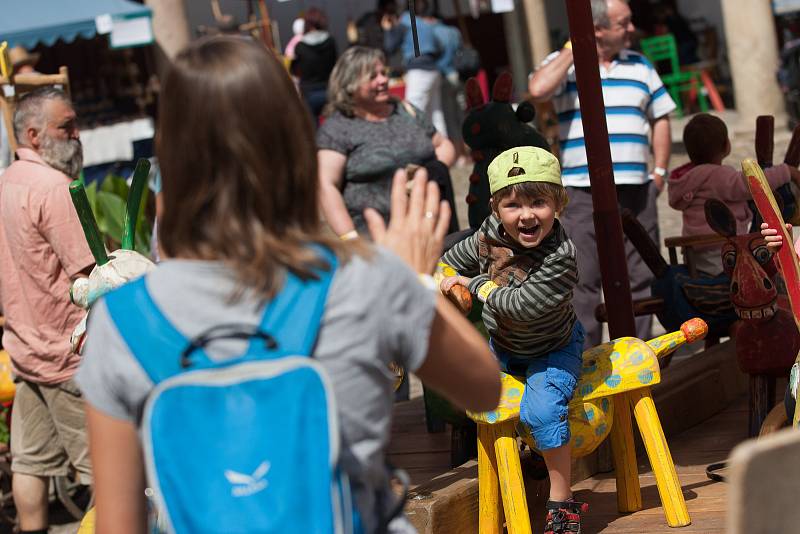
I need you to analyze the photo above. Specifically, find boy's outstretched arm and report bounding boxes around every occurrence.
[439,230,482,277]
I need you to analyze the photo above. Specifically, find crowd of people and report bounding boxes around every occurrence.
[1,0,799,533]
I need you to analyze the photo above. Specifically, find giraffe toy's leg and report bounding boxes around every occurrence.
[630,388,691,527]
[610,394,642,513]
[477,424,503,534]
[494,421,531,534]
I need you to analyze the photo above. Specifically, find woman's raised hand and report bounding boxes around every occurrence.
[365,168,451,274]
[761,222,792,250]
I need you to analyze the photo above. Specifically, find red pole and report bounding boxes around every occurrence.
[565,0,636,340]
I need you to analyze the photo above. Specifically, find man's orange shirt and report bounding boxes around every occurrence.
[0,148,94,384]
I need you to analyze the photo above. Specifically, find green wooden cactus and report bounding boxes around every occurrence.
[122,159,151,251]
[69,158,152,261]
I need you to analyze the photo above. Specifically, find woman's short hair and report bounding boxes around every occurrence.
[683,113,728,165]
[326,46,386,117]
[157,36,351,297]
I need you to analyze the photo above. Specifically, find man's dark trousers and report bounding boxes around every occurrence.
[559,182,660,348]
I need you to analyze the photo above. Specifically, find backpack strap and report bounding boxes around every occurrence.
[248,250,338,358]
[105,277,190,383]
[104,249,338,384]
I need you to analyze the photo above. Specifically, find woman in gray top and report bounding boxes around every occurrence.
[318,46,456,239]
[77,37,498,534]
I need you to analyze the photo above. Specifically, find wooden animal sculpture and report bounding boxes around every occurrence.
[461,72,550,228]
[705,197,800,436]
[469,318,708,533]
[744,158,800,428]
[69,159,156,353]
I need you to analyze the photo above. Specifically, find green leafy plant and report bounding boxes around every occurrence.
[83,173,153,256]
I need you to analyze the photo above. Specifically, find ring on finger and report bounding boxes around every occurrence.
[424,211,435,219]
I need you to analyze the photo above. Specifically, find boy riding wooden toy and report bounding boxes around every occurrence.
[436,146,706,532]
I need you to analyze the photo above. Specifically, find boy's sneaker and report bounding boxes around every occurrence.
[544,499,588,534]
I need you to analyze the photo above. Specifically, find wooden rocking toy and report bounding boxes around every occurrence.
[468,319,707,533]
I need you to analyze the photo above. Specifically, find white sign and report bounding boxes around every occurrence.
[110,16,154,49]
[95,14,113,35]
[491,0,514,13]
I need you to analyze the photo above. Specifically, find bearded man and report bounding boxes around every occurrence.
[0,87,94,534]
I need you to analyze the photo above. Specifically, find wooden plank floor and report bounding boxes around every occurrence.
[388,397,452,486]
[389,394,751,532]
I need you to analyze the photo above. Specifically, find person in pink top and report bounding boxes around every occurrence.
[0,87,94,534]
[668,113,800,276]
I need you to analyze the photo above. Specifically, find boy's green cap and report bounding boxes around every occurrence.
[487,146,562,195]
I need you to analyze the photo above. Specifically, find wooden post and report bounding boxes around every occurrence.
[0,96,16,155]
[521,0,551,67]
[564,0,636,340]
[720,0,785,129]
[256,0,275,50]
[564,0,640,513]
[755,116,775,169]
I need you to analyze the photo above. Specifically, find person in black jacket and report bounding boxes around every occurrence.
[292,8,338,124]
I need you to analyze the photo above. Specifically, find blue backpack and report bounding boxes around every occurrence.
[104,255,362,533]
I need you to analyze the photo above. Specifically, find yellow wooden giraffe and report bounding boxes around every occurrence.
[468,318,707,533]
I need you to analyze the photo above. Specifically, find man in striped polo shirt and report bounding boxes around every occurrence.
[528,0,676,347]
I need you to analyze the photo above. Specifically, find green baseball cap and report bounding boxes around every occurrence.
[487,146,562,195]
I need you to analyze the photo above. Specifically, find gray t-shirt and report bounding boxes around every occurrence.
[76,247,435,533]
[317,103,437,235]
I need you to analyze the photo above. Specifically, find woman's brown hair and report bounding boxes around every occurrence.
[157,36,352,298]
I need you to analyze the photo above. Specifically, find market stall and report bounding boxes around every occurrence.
[0,0,155,180]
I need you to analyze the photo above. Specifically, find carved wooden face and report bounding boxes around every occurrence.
[706,199,777,322]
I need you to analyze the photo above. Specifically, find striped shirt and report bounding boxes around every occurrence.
[542,49,676,187]
[441,216,578,357]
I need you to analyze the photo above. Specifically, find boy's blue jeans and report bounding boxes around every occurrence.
[491,321,585,451]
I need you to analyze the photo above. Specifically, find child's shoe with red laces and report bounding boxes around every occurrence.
[544,499,588,534]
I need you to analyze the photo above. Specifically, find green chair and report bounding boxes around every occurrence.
[640,33,709,118]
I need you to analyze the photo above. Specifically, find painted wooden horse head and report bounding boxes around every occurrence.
[706,199,778,321]
[461,72,551,228]
[705,198,799,375]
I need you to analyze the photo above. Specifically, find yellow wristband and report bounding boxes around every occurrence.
[339,230,358,241]
[477,281,499,302]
